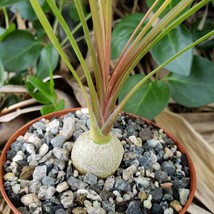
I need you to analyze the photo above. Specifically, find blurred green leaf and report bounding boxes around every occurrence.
[0,61,4,86]
[10,0,48,21]
[41,105,56,115]
[151,25,193,76]
[0,24,16,41]
[167,56,214,107]
[111,13,145,59]
[0,30,42,72]
[0,0,26,8]
[37,44,59,79]
[119,74,170,120]
[26,76,55,103]
[191,19,214,49]
[55,99,65,111]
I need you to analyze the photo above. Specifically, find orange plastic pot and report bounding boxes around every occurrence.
[0,108,196,214]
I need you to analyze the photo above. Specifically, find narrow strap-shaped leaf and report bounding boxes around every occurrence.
[47,0,102,125]
[102,29,214,135]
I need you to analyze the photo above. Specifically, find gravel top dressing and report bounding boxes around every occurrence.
[3,109,190,214]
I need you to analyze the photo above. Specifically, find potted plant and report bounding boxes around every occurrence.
[0,0,213,213]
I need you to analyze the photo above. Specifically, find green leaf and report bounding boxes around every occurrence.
[27,76,57,103]
[10,0,47,21]
[41,105,56,115]
[111,13,145,59]
[0,24,16,41]
[167,56,214,107]
[0,61,4,86]
[25,81,51,104]
[0,0,26,8]
[37,44,59,79]
[146,0,189,18]
[191,19,214,49]
[0,30,42,72]
[119,74,170,120]
[151,25,193,76]
[55,99,65,111]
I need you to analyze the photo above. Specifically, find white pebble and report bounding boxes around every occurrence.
[39,144,49,156]
[129,135,142,147]
[143,199,152,209]
[21,193,40,206]
[164,207,174,214]
[56,181,69,193]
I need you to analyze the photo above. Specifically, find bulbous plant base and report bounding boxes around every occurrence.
[71,131,124,178]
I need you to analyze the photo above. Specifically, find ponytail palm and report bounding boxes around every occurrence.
[30,0,213,178]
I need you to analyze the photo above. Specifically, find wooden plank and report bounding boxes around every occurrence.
[188,203,212,214]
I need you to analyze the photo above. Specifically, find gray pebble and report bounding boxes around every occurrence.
[83,173,98,186]
[60,190,74,208]
[33,165,47,181]
[162,161,176,175]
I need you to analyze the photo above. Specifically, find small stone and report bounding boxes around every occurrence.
[53,205,67,214]
[122,164,137,182]
[143,199,152,209]
[86,189,102,201]
[155,170,168,183]
[104,176,115,190]
[164,207,174,214]
[56,181,69,193]
[150,187,163,202]
[163,193,174,201]
[126,201,144,214]
[29,180,42,194]
[135,176,152,192]
[72,207,87,214]
[160,182,173,189]
[129,135,142,147]
[53,147,69,161]
[138,191,147,201]
[3,172,17,181]
[21,193,40,206]
[26,144,36,154]
[28,134,42,148]
[42,176,55,186]
[46,119,60,133]
[152,203,163,214]
[11,183,20,194]
[20,166,35,180]
[86,207,106,214]
[152,162,161,171]
[102,200,115,212]
[12,151,25,162]
[83,173,98,185]
[161,161,176,176]
[67,176,88,191]
[60,190,74,208]
[179,188,190,205]
[114,178,130,192]
[29,202,42,214]
[61,116,75,139]
[138,156,153,170]
[39,143,49,156]
[50,135,66,148]
[33,165,47,181]
[38,185,56,200]
[164,147,174,159]
[139,128,153,141]
[147,139,160,148]
[170,200,183,213]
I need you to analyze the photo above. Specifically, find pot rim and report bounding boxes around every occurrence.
[0,108,196,214]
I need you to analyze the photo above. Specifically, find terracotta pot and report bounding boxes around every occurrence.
[0,108,196,214]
